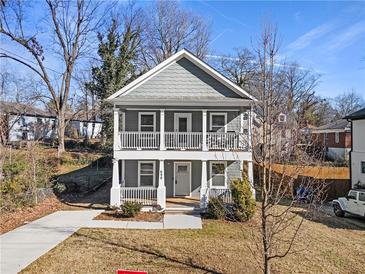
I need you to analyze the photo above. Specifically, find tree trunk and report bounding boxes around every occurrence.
[57,112,65,158]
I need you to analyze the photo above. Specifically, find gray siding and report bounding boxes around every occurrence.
[207,160,242,187]
[124,160,159,187]
[123,109,245,133]
[122,58,243,100]
[125,110,160,131]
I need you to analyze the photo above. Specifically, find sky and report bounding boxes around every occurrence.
[177,0,365,99]
[1,0,364,101]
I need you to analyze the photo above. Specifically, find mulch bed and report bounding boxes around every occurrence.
[0,197,82,234]
[93,211,164,222]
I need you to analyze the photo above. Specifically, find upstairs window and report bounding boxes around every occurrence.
[210,113,227,132]
[278,113,287,123]
[138,112,156,132]
[210,161,227,187]
[138,161,155,187]
[361,162,365,174]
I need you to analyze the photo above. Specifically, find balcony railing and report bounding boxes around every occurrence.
[120,131,160,149]
[119,131,249,151]
[165,132,202,150]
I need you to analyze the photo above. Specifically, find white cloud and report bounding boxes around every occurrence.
[287,22,336,51]
[327,20,365,51]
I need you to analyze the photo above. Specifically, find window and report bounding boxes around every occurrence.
[335,132,339,144]
[210,161,227,187]
[348,191,357,200]
[278,113,287,123]
[138,161,155,187]
[324,133,328,145]
[361,162,365,174]
[138,112,156,132]
[359,192,365,202]
[210,113,227,132]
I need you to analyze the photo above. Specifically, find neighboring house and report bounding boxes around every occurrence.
[344,108,365,188]
[0,101,103,143]
[106,49,257,210]
[311,119,351,161]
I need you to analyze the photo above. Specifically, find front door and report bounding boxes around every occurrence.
[174,162,191,196]
[174,113,192,132]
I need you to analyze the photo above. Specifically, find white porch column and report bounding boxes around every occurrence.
[248,105,253,152]
[110,158,121,206]
[240,108,245,149]
[200,160,209,209]
[157,159,166,209]
[113,107,120,150]
[247,160,256,197]
[202,110,208,151]
[160,109,166,150]
[121,160,125,186]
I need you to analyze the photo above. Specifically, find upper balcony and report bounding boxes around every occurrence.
[118,131,249,151]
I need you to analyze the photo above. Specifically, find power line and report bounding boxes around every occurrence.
[0,47,86,82]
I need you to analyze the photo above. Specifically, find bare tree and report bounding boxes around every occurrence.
[333,89,363,119]
[282,63,320,128]
[252,23,325,274]
[0,0,105,156]
[141,0,210,68]
[218,47,257,91]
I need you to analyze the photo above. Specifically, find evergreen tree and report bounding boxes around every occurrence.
[86,17,142,141]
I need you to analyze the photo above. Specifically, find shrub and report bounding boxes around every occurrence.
[121,201,143,217]
[206,197,226,219]
[230,175,256,222]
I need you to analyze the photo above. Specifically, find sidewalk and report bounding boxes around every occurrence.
[1,210,202,274]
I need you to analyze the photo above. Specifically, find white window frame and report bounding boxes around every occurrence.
[137,161,156,187]
[278,113,287,123]
[335,132,339,144]
[209,161,227,189]
[209,112,227,132]
[174,113,192,132]
[138,112,156,132]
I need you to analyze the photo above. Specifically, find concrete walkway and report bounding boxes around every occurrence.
[1,210,202,274]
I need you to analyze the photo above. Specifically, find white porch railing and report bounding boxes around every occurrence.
[120,131,160,149]
[209,188,232,204]
[165,132,202,150]
[120,187,157,205]
[207,132,247,150]
[119,131,248,151]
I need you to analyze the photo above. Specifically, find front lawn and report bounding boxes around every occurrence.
[21,210,365,274]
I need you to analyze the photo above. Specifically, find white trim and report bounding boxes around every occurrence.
[209,112,227,133]
[137,161,156,187]
[174,113,192,132]
[138,112,156,132]
[112,99,252,106]
[312,129,347,134]
[209,161,227,189]
[114,150,252,161]
[126,108,241,112]
[107,49,257,101]
[173,161,192,197]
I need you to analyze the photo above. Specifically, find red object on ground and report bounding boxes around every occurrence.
[117,270,148,274]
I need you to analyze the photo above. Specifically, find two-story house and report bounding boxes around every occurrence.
[107,49,257,210]
[344,108,365,188]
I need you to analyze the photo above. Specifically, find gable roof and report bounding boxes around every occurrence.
[344,107,365,120]
[312,119,351,133]
[107,49,257,103]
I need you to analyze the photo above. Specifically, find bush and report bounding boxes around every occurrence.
[206,197,226,219]
[230,175,256,222]
[121,201,143,217]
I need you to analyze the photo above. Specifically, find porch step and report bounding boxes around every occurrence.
[165,207,201,213]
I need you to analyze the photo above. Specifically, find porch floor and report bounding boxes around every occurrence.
[166,197,200,210]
